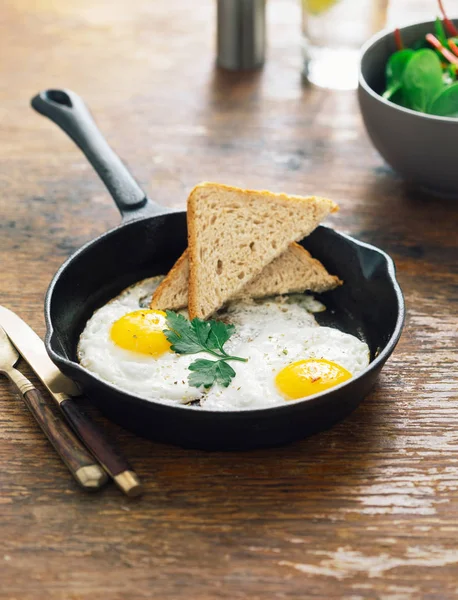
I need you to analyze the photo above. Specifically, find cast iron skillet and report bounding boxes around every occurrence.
[31,89,405,451]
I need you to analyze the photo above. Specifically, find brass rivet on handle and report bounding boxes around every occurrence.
[76,465,109,489]
[114,471,144,497]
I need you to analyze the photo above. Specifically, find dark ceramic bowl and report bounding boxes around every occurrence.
[358,19,458,197]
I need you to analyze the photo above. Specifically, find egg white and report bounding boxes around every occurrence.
[78,277,370,410]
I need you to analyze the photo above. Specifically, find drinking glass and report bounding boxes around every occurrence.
[302,0,388,90]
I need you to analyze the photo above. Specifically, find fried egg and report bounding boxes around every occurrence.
[77,277,370,410]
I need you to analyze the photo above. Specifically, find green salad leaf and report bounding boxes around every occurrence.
[402,49,444,112]
[429,81,458,116]
[382,8,458,118]
[383,49,414,100]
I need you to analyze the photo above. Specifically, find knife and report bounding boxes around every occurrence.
[0,306,143,497]
[0,325,108,490]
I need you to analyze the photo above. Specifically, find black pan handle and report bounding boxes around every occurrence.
[31,89,164,220]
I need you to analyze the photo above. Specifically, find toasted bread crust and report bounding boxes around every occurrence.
[234,242,342,299]
[150,250,189,310]
[151,244,341,311]
[187,187,200,318]
[187,182,338,319]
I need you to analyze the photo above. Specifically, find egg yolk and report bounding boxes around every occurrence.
[275,358,352,400]
[110,309,171,357]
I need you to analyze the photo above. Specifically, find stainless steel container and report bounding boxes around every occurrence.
[217,0,266,71]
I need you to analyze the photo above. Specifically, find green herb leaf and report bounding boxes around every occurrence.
[383,49,415,100]
[429,81,458,115]
[164,310,204,354]
[402,49,444,112]
[191,317,212,348]
[164,311,246,389]
[206,320,235,353]
[188,359,236,389]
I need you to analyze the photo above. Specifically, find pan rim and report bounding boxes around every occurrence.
[44,223,405,415]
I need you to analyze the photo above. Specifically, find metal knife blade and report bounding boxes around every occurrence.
[0,306,143,496]
[0,306,81,399]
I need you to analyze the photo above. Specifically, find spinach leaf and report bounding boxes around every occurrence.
[402,49,444,112]
[383,49,414,100]
[389,87,407,108]
[429,81,458,116]
[443,63,457,85]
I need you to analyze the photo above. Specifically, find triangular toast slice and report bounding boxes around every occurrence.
[186,183,338,319]
[152,251,190,311]
[150,244,342,311]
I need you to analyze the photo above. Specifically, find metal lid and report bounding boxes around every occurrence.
[217,0,266,71]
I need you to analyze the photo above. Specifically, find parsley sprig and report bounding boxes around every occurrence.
[163,311,247,389]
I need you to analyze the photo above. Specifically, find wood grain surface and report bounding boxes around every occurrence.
[1,0,457,598]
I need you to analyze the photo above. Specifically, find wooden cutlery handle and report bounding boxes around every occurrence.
[21,387,108,490]
[60,397,143,497]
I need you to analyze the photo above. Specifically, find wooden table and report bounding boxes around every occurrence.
[1,1,457,598]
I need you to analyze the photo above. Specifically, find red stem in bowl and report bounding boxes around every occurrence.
[438,0,458,36]
[394,27,404,50]
[448,38,458,58]
[426,33,458,65]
